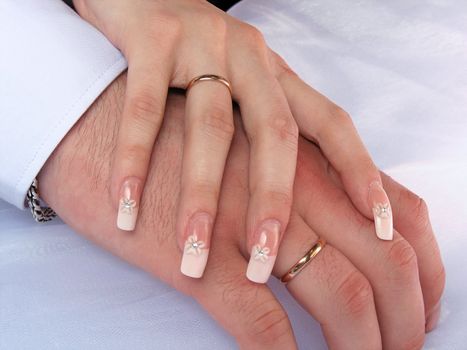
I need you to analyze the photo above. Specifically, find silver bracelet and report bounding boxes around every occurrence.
[26,178,57,222]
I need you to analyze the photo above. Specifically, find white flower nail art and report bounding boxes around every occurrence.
[184,234,205,256]
[374,202,391,218]
[253,244,270,263]
[120,198,137,214]
[252,232,272,263]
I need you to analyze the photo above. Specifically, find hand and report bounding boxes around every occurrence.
[72,0,392,281]
[39,74,444,349]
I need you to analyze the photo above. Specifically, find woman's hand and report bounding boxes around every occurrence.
[39,76,444,349]
[74,0,394,282]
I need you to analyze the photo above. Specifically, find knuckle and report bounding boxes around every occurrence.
[404,190,430,232]
[202,13,228,37]
[149,12,183,40]
[184,180,220,202]
[266,113,299,149]
[204,257,253,307]
[314,104,354,143]
[271,50,297,79]
[413,196,429,221]
[208,267,291,346]
[241,23,266,45]
[196,104,235,141]
[335,270,373,317]
[329,105,353,127]
[120,144,150,165]
[129,92,162,123]
[386,238,419,282]
[239,24,268,57]
[257,188,293,210]
[213,264,248,299]
[246,301,291,345]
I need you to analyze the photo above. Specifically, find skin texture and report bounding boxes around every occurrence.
[39,74,445,349]
[72,0,391,280]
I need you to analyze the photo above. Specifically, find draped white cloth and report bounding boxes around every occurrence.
[0,0,126,208]
[1,0,466,348]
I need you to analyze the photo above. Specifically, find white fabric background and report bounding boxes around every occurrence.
[1,0,466,348]
[0,0,126,208]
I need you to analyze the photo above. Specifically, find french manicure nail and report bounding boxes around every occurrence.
[117,178,141,231]
[369,181,393,240]
[246,219,281,284]
[180,212,212,278]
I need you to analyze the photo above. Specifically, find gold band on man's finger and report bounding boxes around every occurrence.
[280,238,326,284]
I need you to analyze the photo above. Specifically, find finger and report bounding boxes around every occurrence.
[296,140,425,349]
[239,73,298,284]
[273,52,393,241]
[112,49,171,231]
[274,213,382,350]
[228,30,299,283]
[188,241,297,349]
[381,172,446,332]
[177,75,234,278]
[181,100,296,349]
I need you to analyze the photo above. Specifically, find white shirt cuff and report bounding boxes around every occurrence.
[0,0,127,209]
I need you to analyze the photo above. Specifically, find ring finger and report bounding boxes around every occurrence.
[274,213,382,350]
[296,139,426,349]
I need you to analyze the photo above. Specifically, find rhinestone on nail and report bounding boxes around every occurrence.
[120,198,137,214]
[374,202,391,218]
[185,234,205,256]
[253,244,270,263]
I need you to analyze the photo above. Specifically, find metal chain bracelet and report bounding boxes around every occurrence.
[26,178,57,222]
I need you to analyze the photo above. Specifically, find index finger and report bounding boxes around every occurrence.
[112,48,171,231]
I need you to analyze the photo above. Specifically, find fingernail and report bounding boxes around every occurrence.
[246,219,281,284]
[180,212,212,278]
[426,304,441,332]
[369,181,393,240]
[117,178,141,231]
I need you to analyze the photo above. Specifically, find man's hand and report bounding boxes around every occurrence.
[39,74,444,349]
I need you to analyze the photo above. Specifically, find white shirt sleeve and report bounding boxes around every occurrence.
[0,0,127,209]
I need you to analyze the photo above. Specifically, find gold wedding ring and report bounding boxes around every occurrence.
[280,238,326,284]
[186,74,232,95]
